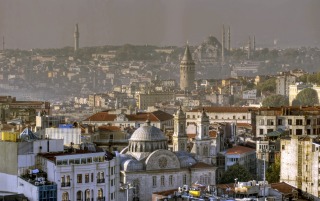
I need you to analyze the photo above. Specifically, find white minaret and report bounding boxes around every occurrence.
[248,36,251,60]
[180,42,195,92]
[191,108,212,164]
[221,25,225,63]
[228,26,231,51]
[172,106,188,152]
[74,24,79,52]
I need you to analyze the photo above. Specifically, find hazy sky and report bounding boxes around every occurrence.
[1,0,320,49]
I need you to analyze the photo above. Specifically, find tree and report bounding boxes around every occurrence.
[262,95,289,107]
[256,78,276,94]
[266,154,280,183]
[218,164,254,184]
[292,88,319,106]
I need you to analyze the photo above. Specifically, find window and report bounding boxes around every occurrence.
[307,129,311,135]
[91,173,94,182]
[233,115,235,119]
[278,119,283,126]
[267,119,274,126]
[296,119,303,125]
[169,175,173,186]
[259,119,264,125]
[85,174,89,183]
[306,119,311,125]
[267,129,274,133]
[243,116,246,119]
[110,167,114,175]
[259,129,264,135]
[296,129,303,135]
[288,119,292,125]
[77,174,82,183]
[282,145,285,150]
[152,176,157,187]
[183,174,187,185]
[111,179,114,186]
[161,176,165,186]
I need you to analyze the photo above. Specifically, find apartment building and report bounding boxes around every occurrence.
[280,136,320,199]
[252,106,320,138]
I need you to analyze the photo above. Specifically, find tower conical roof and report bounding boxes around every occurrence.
[181,44,194,62]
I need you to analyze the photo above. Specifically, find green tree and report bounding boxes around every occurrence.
[256,78,276,94]
[262,95,289,107]
[292,88,319,106]
[266,154,280,183]
[218,164,254,184]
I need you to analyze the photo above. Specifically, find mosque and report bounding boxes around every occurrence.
[119,107,217,201]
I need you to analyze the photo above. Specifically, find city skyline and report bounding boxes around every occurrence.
[0,0,320,49]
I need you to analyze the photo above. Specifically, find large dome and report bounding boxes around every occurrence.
[130,121,166,141]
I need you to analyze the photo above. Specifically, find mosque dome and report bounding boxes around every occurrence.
[123,159,144,171]
[127,120,168,160]
[130,120,167,142]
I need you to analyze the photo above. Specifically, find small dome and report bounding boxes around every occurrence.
[123,159,144,171]
[130,124,166,141]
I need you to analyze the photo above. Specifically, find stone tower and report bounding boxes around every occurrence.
[74,24,79,52]
[180,43,195,91]
[172,106,188,152]
[191,109,212,164]
[221,25,225,63]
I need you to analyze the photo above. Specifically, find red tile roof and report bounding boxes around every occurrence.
[188,107,254,113]
[98,125,121,132]
[270,182,298,195]
[226,146,255,155]
[84,110,173,122]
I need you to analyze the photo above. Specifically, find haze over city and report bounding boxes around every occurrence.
[1,0,320,49]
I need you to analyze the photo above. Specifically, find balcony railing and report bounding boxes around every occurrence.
[97,178,105,184]
[61,182,71,187]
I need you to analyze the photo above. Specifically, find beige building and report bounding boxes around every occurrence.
[288,83,320,106]
[252,106,320,138]
[280,136,320,199]
[186,107,253,125]
[137,92,175,110]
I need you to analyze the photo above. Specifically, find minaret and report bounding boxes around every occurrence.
[191,108,212,164]
[2,36,4,51]
[172,106,188,152]
[253,35,256,52]
[228,27,231,51]
[221,25,225,63]
[74,24,79,52]
[180,42,195,92]
[247,36,251,60]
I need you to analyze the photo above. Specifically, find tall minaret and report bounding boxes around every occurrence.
[172,106,188,152]
[74,24,79,52]
[228,27,231,51]
[247,36,251,60]
[180,42,195,92]
[2,36,4,51]
[221,25,225,63]
[191,108,212,164]
[253,36,256,52]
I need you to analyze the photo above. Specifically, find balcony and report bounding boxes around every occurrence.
[61,182,71,187]
[97,179,105,184]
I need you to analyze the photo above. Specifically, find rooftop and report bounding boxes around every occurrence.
[226,146,255,155]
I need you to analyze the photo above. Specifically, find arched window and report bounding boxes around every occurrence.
[85,189,90,201]
[77,191,82,201]
[98,188,104,199]
[62,192,69,201]
[161,176,165,186]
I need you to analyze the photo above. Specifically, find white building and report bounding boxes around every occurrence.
[36,147,119,201]
[276,74,296,97]
[280,136,320,199]
[224,145,256,174]
[38,126,82,145]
